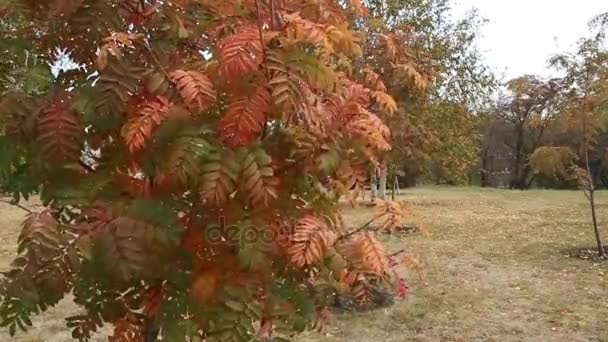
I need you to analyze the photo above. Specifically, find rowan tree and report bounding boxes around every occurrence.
[0,0,419,340]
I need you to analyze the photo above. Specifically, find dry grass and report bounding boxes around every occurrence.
[2,187,608,341]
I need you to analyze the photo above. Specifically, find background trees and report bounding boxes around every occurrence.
[489,75,564,189]
[529,14,608,256]
[359,0,496,194]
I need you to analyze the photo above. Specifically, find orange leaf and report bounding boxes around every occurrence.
[190,271,219,304]
[109,315,143,342]
[348,0,369,17]
[121,96,170,153]
[238,148,279,207]
[341,232,390,279]
[362,66,387,92]
[373,200,408,232]
[286,215,337,267]
[36,96,83,162]
[218,25,263,81]
[219,84,271,147]
[200,150,239,206]
[170,70,217,111]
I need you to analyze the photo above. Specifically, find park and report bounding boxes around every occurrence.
[1,0,608,341]
[2,188,608,341]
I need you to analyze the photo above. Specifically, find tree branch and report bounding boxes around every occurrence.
[270,0,276,30]
[337,217,376,242]
[143,39,172,82]
[0,199,32,213]
[584,188,592,202]
[388,248,407,258]
[254,0,271,139]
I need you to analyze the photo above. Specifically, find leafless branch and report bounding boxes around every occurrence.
[337,217,376,242]
[254,0,271,139]
[388,248,407,258]
[0,199,32,213]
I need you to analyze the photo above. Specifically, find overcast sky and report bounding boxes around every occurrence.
[453,0,607,81]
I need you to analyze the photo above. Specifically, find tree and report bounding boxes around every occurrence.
[361,0,496,188]
[0,1,420,340]
[530,13,608,256]
[494,75,563,189]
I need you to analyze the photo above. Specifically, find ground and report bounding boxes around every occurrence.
[1,187,608,341]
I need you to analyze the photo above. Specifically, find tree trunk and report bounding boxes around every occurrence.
[589,190,605,257]
[517,164,533,190]
[580,106,605,256]
[378,165,387,200]
[525,171,537,189]
[144,318,160,342]
[370,168,377,201]
[511,126,525,190]
[480,149,489,188]
[394,175,400,195]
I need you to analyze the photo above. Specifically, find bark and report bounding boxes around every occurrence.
[588,189,605,257]
[370,168,377,200]
[510,124,525,189]
[582,105,604,257]
[480,149,489,188]
[378,166,387,200]
[394,175,400,195]
[584,118,604,256]
[144,318,160,342]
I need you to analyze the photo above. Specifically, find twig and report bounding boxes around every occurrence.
[253,0,270,79]
[388,248,407,258]
[584,188,591,202]
[254,0,271,139]
[337,217,375,242]
[270,0,277,30]
[0,199,32,213]
[144,318,160,342]
[143,39,172,82]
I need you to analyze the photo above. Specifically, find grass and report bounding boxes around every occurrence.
[2,187,608,341]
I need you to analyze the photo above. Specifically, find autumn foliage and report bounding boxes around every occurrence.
[0,0,426,340]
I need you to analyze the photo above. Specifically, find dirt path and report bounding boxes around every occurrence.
[2,188,608,341]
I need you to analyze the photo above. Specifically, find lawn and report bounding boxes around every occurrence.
[2,187,608,341]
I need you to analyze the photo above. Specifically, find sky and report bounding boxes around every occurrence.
[453,0,607,81]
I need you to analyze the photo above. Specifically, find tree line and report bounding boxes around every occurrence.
[476,14,608,192]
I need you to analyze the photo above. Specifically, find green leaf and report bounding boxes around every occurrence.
[127,199,178,229]
[0,136,18,182]
[224,299,245,312]
[21,63,54,93]
[238,229,274,272]
[39,172,112,207]
[273,282,315,318]
[316,147,341,175]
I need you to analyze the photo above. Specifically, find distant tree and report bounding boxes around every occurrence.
[494,75,563,189]
[361,0,496,191]
[530,14,608,256]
